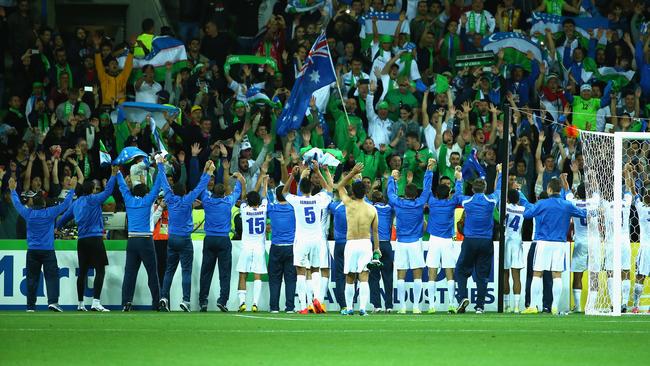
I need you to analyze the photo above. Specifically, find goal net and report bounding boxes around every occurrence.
[582,131,650,316]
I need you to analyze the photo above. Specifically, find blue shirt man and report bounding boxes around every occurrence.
[57,168,118,312]
[267,185,297,312]
[520,177,586,315]
[369,190,396,312]
[328,197,348,309]
[198,173,245,312]
[387,159,435,314]
[454,165,502,313]
[117,163,165,311]
[9,177,75,311]
[159,161,214,311]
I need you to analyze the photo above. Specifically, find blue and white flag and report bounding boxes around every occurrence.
[245,86,281,108]
[149,117,168,156]
[461,148,486,181]
[117,36,188,81]
[111,102,179,130]
[529,12,610,43]
[481,32,543,63]
[359,11,410,38]
[286,0,326,13]
[301,147,341,168]
[276,33,336,136]
[113,147,149,166]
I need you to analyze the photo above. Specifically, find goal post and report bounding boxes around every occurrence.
[582,131,650,316]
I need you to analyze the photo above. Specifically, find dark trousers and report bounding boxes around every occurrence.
[121,237,160,308]
[154,239,168,288]
[369,240,394,309]
[161,235,194,302]
[268,245,297,312]
[76,237,106,301]
[26,250,59,308]
[199,236,232,307]
[333,241,346,309]
[525,242,553,309]
[455,237,493,309]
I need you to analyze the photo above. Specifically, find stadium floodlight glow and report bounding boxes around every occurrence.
[582,131,650,316]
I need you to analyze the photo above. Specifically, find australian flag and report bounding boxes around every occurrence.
[462,148,487,181]
[276,32,336,136]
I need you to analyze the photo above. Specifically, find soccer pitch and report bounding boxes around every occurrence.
[1,312,649,365]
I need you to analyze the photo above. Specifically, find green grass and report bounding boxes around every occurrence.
[1,311,649,365]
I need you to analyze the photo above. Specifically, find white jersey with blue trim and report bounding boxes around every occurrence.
[505,203,525,243]
[566,193,588,245]
[285,192,332,238]
[601,193,633,243]
[240,199,268,246]
[634,197,650,247]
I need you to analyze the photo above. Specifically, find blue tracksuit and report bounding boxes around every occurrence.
[457,176,501,239]
[201,181,242,236]
[162,173,210,237]
[370,202,395,310]
[57,175,116,238]
[427,188,463,238]
[11,189,74,250]
[117,167,165,235]
[387,170,433,243]
[454,175,501,310]
[520,193,586,242]
[267,201,297,311]
[198,181,242,308]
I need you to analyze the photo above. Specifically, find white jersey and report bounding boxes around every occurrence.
[505,203,525,243]
[240,199,268,246]
[635,197,650,247]
[321,207,330,242]
[286,192,332,239]
[602,194,633,242]
[566,193,588,244]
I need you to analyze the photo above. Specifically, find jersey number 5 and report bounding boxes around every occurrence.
[304,207,316,224]
[246,217,265,235]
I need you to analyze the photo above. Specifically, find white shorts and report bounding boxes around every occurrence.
[236,244,267,274]
[344,239,373,274]
[319,238,331,269]
[604,240,632,271]
[293,237,321,268]
[636,245,650,277]
[533,241,568,272]
[504,238,524,270]
[394,240,425,270]
[425,236,458,269]
[571,240,588,272]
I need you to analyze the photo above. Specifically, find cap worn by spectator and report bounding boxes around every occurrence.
[191,105,202,113]
[156,90,170,102]
[240,141,252,150]
[580,84,592,92]
[377,101,389,110]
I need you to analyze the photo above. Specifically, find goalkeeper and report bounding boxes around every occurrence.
[337,163,380,316]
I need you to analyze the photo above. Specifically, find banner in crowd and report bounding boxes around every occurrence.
[223,55,279,76]
[110,102,179,152]
[481,32,542,72]
[117,36,188,82]
[529,12,610,43]
[285,0,327,14]
[358,11,410,49]
[0,240,598,312]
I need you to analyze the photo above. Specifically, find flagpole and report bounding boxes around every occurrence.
[323,30,353,129]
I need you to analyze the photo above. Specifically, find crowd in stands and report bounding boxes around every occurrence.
[0,0,647,241]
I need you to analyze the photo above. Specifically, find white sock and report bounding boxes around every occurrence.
[413,279,422,310]
[531,276,542,309]
[573,289,582,312]
[345,283,355,310]
[306,278,314,304]
[92,298,101,307]
[253,280,262,306]
[504,293,511,308]
[513,294,520,309]
[238,289,246,305]
[447,280,456,306]
[622,280,631,307]
[311,272,322,301]
[607,277,615,307]
[320,276,329,301]
[552,278,562,310]
[427,281,437,306]
[397,279,406,310]
[359,282,370,312]
[296,275,307,310]
[634,284,644,307]
[78,301,85,308]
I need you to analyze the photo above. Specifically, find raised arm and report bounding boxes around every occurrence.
[535,130,545,174]
[416,159,436,205]
[337,163,364,205]
[9,178,29,217]
[187,160,215,203]
[282,166,299,196]
[90,167,118,205]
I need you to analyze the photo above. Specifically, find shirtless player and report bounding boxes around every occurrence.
[337,163,380,316]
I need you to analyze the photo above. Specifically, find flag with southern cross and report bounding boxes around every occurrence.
[276,32,336,136]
